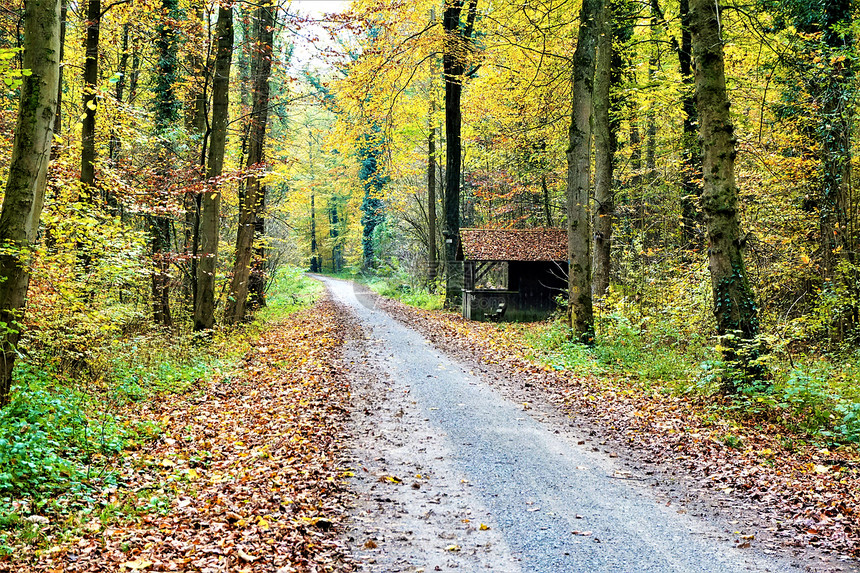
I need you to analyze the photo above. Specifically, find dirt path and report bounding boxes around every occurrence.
[324,277,830,573]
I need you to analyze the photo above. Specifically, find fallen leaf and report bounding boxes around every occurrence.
[120,559,154,570]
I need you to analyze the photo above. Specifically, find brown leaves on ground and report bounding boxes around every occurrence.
[378,298,860,560]
[12,298,354,573]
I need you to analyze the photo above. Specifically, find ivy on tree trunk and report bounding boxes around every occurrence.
[690,0,759,344]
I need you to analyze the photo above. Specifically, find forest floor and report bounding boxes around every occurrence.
[325,276,858,573]
[10,276,860,572]
[9,300,355,573]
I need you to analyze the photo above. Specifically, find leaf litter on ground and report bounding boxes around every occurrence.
[9,297,355,573]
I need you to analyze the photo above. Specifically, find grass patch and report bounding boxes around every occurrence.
[359,275,444,311]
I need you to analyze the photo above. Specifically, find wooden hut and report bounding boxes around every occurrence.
[457,228,568,321]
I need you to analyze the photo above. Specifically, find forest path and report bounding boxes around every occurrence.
[321,276,809,573]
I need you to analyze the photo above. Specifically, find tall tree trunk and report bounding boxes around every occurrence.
[224,3,274,325]
[185,2,208,314]
[106,22,128,213]
[108,23,128,167]
[566,0,603,341]
[819,0,852,281]
[678,0,701,247]
[690,0,758,341]
[310,191,319,272]
[428,99,438,283]
[150,0,180,327]
[0,0,61,405]
[592,0,613,297]
[247,188,267,308]
[542,174,553,227]
[194,4,233,332]
[51,0,66,158]
[443,0,478,308]
[329,200,342,273]
[645,0,658,183]
[80,0,100,191]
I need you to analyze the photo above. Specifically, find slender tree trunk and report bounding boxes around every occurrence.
[194,4,233,331]
[542,174,553,227]
[185,3,208,314]
[80,0,100,191]
[690,0,758,341]
[150,0,180,327]
[566,0,603,341]
[819,0,852,282]
[678,0,701,247]
[106,22,128,213]
[51,0,66,157]
[428,99,438,283]
[149,216,172,326]
[592,0,613,297]
[443,0,478,308]
[329,200,342,272]
[0,0,61,405]
[310,191,319,272]
[247,188,267,308]
[225,3,274,325]
[646,0,658,183]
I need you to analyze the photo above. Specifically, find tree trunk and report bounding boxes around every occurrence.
[149,216,172,327]
[80,0,100,191]
[428,99,438,283]
[819,0,852,282]
[690,0,758,340]
[194,4,233,331]
[566,0,603,341]
[592,1,612,298]
[443,0,478,308]
[310,191,319,272]
[0,0,61,405]
[646,0,658,183]
[224,3,274,325]
[678,0,702,247]
[150,0,180,327]
[51,0,66,158]
[184,3,208,313]
[247,187,267,308]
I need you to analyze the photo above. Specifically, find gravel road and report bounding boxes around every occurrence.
[323,276,823,573]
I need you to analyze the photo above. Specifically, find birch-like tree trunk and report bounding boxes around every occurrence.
[0,0,61,404]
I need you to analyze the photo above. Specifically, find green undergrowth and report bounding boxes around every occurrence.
[519,308,860,448]
[0,266,320,555]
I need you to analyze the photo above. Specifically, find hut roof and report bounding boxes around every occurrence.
[459,228,567,262]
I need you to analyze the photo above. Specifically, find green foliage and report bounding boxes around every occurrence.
[364,267,444,311]
[255,266,323,322]
[0,365,124,496]
[0,48,30,92]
